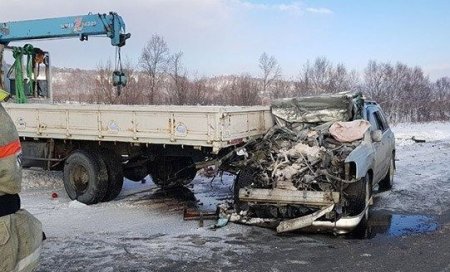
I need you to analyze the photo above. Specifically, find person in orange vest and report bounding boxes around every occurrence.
[0,91,43,271]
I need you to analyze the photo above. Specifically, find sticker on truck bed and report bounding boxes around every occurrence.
[175,123,187,137]
[108,121,120,133]
[16,117,26,129]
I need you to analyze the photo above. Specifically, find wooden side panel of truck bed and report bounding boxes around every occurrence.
[4,103,273,153]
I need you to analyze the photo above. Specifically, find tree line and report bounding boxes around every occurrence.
[52,34,450,123]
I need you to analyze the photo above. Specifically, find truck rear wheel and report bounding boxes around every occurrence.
[150,157,197,188]
[100,149,124,202]
[124,165,148,182]
[63,150,108,205]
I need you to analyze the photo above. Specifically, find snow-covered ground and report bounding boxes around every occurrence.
[22,172,280,271]
[392,121,450,146]
[373,122,450,215]
[18,121,450,271]
[22,171,236,237]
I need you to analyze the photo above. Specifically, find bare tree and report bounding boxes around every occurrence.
[329,63,358,93]
[91,61,117,104]
[298,57,332,95]
[116,60,146,105]
[222,74,261,106]
[361,61,433,123]
[259,52,281,97]
[167,51,189,105]
[52,67,95,102]
[433,77,450,120]
[296,57,358,95]
[139,34,170,104]
[188,77,208,105]
[92,60,146,105]
[272,79,293,99]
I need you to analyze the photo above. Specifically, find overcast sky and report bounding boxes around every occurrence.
[1,0,449,80]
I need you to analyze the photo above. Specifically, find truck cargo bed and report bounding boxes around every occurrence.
[4,103,273,153]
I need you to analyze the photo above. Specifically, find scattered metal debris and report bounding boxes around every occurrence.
[411,136,426,143]
[183,208,218,221]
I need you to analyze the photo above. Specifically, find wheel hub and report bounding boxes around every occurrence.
[72,165,89,193]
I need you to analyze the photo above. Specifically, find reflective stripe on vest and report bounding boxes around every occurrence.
[0,139,21,159]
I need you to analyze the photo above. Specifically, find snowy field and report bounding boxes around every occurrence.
[393,121,450,146]
[374,122,450,215]
[19,121,450,271]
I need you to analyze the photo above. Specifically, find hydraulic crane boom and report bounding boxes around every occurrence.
[0,12,130,47]
[0,12,131,101]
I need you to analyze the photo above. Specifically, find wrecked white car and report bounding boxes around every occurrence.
[223,92,395,235]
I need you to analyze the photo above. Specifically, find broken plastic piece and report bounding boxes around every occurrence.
[277,204,335,233]
[236,148,249,158]
[212,216,230,229]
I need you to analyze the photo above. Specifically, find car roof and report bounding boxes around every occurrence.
[364,100,378,106]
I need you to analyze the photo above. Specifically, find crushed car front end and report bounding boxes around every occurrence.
[223,92,376,234]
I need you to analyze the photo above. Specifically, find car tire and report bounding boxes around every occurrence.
[379,156,395,191]
[233,168,254,212]
[345,174,370,215]
[100,149,124,202]
[345,173,371,237]
[63,150,108,205]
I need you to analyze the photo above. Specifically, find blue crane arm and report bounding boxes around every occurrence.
[0,12,130,47]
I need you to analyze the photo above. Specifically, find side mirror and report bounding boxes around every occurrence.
[371,130,382,142]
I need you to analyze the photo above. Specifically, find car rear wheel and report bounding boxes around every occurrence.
[379,156,395,191]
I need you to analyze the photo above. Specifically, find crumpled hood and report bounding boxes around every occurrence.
[271,92,363,124]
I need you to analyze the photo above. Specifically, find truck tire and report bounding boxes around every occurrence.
[123,157,148,182]
[150,157,197,188]
[124,165,148,182]
[63,150,108,205]
[100,149,124,202]
[379,156,395,191]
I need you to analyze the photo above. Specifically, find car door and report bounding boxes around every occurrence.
[365,106,390,183]
[375,109,395,161]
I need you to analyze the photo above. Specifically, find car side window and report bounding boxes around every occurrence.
[373,111,387,132]
[368,111,380,131]
[375,110,389,130]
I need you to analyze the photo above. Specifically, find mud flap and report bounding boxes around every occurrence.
[276,204,335,233]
